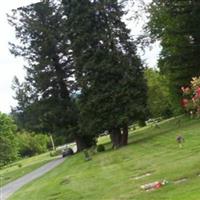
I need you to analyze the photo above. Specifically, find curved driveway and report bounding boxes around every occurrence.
[0,157,65,200]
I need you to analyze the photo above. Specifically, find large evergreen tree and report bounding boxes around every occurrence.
[148,0,200,109]
[9,0,147,149]
[62,0,148,147]
[9,1,95,151]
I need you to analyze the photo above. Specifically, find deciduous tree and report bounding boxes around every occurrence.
[148,0,200,110]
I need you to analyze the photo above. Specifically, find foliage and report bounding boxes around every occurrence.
[9,0,147,150]
[145,68,173,118]
[63,0,148,147]
[16,131,50,157]
[181,76,200,116]
[8,1,94,150]
[147,0,200,109]
[0,113,18,167]
[50,149,62,157]
[52,135,68,147]
[96,144,105,152]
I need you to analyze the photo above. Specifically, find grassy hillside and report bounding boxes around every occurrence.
[0,153,55,187]
[9,116,200,200]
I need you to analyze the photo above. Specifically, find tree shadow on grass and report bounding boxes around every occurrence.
[100,117,198,152]
[128,126,176,145]
[102,125,176,152]
[128,117,198,145]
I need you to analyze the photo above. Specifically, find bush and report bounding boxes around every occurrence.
[17,132,50,157]
[181,77,200,117]
[145,69,173,118]
[0,113,18,167]
[18,163,22,168]
[162,108,173,119]
[96,144,105,152]
[138,120,146,127]
[50,149,62,157]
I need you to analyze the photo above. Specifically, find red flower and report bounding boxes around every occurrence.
[154,182,161,189]
[181,98,189,107]
[196,87,200,97]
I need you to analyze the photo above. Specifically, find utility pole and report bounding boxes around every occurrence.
[49,135,55,151]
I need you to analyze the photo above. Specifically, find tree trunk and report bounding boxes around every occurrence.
[75,135,96,152]
[111,127,122,149]
[75,136,86,152]
[121,124,128,146]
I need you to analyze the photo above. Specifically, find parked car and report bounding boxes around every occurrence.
[62,148,74,157]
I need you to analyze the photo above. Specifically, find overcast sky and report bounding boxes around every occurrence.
[0,0,160,114]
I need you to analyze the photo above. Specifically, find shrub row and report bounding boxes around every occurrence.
[16,132,51,157]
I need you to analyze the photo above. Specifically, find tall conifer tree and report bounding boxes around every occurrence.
[62,0,148,147]
[10,0,147,149]
[9,1,96,150]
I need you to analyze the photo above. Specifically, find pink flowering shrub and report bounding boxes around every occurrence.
[181,77,200,116]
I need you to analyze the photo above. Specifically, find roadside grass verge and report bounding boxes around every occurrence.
[0,152,55,187]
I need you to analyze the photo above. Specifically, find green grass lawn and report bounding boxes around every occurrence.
[9,116,200,200]
[0,152,55,187]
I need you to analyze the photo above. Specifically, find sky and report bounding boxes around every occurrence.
[0,0,160,114]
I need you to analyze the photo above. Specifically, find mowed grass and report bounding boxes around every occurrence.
[0,152,55,187]
[9,116,200,200]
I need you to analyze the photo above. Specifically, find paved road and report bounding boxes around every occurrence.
[0,157,65,200]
